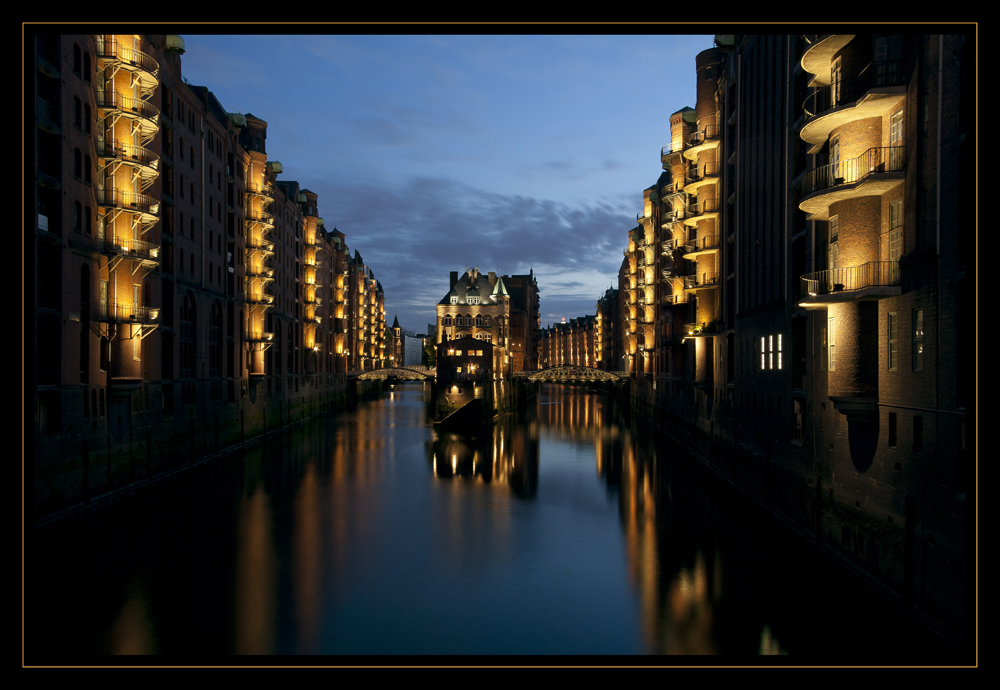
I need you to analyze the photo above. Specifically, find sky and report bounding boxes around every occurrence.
[178,31,715,333]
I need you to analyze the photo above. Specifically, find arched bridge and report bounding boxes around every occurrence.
[354,367,436,381]
[524,366,627,384]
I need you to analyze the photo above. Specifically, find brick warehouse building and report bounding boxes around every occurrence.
[29,34,391,521]
[621,33,973,646]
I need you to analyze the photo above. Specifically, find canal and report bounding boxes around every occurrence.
[25,382,962,663]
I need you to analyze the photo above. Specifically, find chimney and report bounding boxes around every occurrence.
[450,271,458,287]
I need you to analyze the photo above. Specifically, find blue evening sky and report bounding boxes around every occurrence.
[179,32,715,333]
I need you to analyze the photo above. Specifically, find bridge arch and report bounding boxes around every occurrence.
[525,366,625,384]
[355,367,436,381]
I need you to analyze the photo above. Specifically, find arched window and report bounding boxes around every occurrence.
[443,315,452,327]
[475,315,482,327]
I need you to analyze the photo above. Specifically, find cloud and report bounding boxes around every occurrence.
[306,174,634,331]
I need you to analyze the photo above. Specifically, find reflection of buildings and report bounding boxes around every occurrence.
[617,33,972,645]
[30,33,391,519]
[430,406,539,497]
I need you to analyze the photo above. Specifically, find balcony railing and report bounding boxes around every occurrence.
[94,89,159,122]
[98,302,160,323]
[99,140,158,169]
[687,124,721,148]
[685,198,719,219]
[686,161,720,184]
[93,36,159,77]
[99,235,160,261]
[802,60,904,122]
[96,187,159,216]
[802,146,905,196]
[800,260,900,297]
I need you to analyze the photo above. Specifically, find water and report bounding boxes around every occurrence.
[24,383,963,664]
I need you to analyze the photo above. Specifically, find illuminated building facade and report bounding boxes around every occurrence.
[436,267,511,351]
[501,270,540,372]
[538,316,598,370]
[30,33,391,519]
[620,33,972,644]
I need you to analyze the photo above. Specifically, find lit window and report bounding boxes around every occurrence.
[828,317,836,371]
[888,312,898,371]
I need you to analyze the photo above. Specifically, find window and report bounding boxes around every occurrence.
[450,296,457,305]
[828,215,839,270]
[831,56,842,105]
[912,309,924,371]
[889,199,903,260]
[888,312,898,370]
[888,412,897,447]
[890,109,904,147]
[913,416,923,454]
[760,334,783,370]
[828,317,836,371]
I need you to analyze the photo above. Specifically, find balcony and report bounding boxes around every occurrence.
[97,302,160,324]
[682,272,720,291]
[683,320,722,338]
[798,260,901,308]
[99,235,160,265]
[96,187,159,221]
[800,61,906,152]
[99,140,159,188]
[93,36,159,91]
[683,198,719,226]
[682,235,720,259]
[684,161,720,193]
[800,146,905,219]
[94,90,159,142]
[683,124,721,161]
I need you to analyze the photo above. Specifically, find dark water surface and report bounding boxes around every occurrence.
[25,383,962,664]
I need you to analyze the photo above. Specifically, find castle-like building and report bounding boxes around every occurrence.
[435,267,540,373]
[30,34,391,519]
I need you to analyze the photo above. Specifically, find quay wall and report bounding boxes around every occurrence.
[626,374,968,651]
[32,375,383,525]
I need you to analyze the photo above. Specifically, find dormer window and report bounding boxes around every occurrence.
[450,296,457,305]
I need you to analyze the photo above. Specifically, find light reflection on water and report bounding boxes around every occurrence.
[26,382,952,662]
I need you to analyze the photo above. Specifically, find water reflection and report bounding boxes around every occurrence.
[25,382,956,662]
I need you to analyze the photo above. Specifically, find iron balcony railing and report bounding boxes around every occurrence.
[99,235,159,261]
[683,235,720,254]
[802,60,904,122]
[683,272,719,289]
[687,124,721,148]
[99,140,158,169]
[686,161,720,184]
[94,89,159,122]
[98,302,160,323]
[95,187,159,216]
[93,36,159,77]
[685,198,719,218]
[801,260,900,297]
[802,146,905,196]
